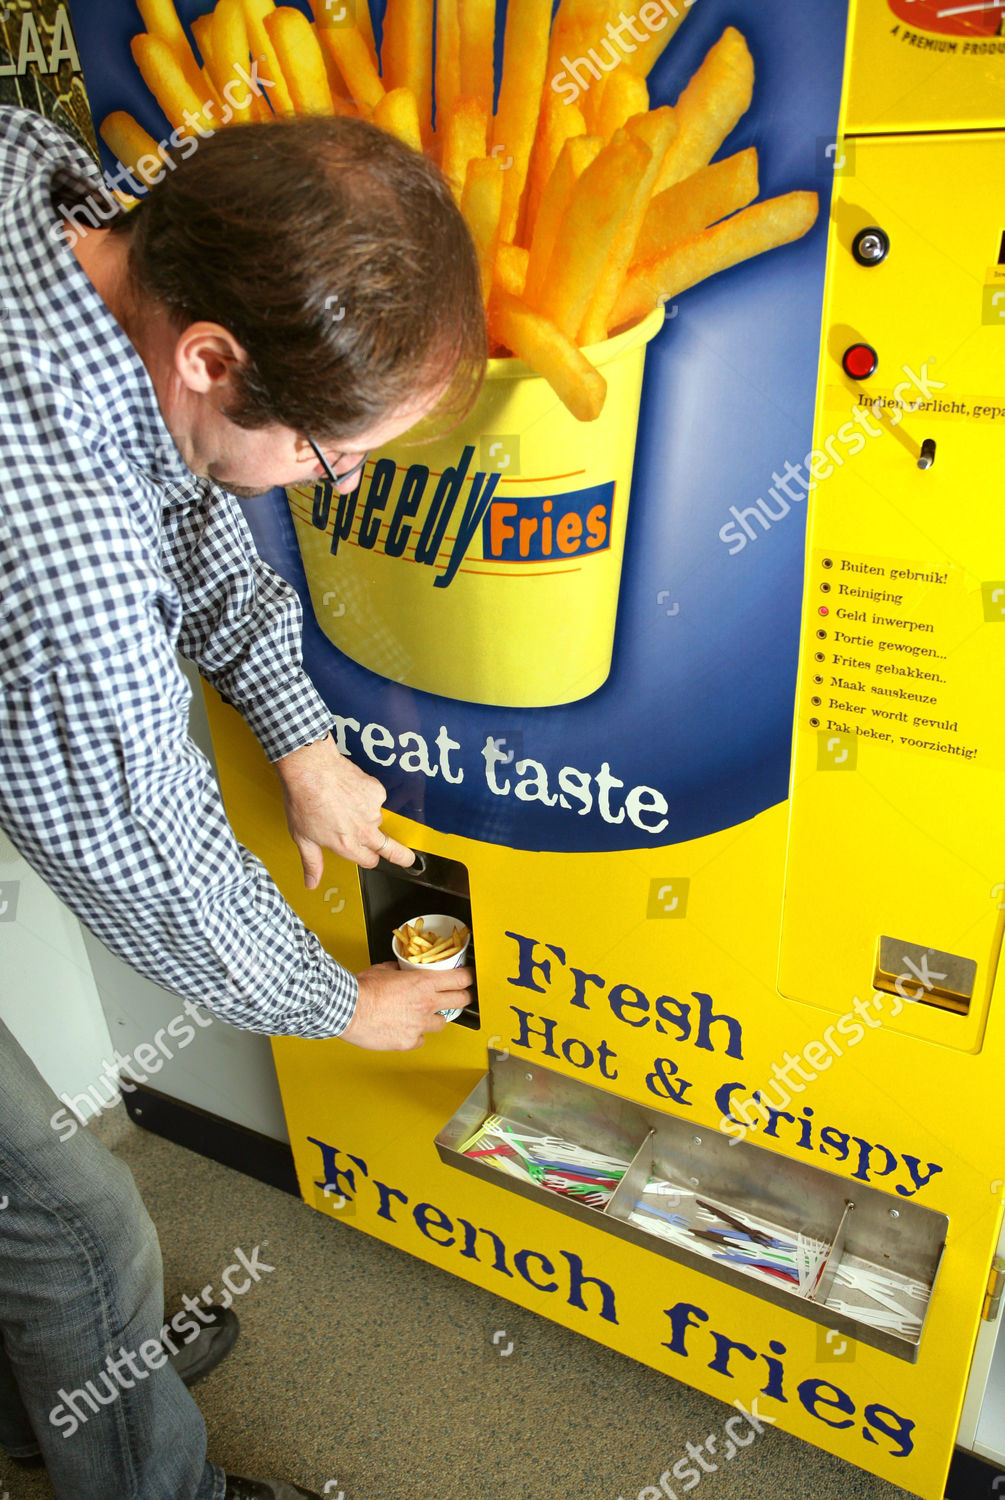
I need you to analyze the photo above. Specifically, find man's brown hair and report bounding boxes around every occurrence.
[114,115,486,441]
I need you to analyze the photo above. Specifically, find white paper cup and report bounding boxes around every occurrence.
[392,914,471,1021]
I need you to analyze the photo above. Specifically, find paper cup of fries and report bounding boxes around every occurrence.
[393,915,471,1021]
[289,302,663,707]
[107,0,817,706]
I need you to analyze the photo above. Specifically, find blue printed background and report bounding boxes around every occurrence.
[69,0,849,853]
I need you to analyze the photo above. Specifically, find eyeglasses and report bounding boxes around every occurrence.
[307,438,369,495]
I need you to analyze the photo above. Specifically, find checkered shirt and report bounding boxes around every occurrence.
[0,108,358,1038]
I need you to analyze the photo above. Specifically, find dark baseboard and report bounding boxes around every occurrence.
[946,1446,1005,1498]
[122,1078,299,1197]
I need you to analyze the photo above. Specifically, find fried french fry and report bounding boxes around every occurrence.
[593,68,649,142]
[612,189,819,329]
[382,0,433,146]
[633,147,759,264]
[549,0,618,130]
[136,0,204,96]
[136,0,189,56]
[317,17,385,111]
[190,14,217,75]
[654,27,754,193]
[242,0,295,115]
[99,111,168,189]
[208,0,255,123]
[317,22,356,111]
[534,132,651,341]
[435,0,462,139]
[458,0,495,112]
[461,156,505,304]
[314,0,378,72]
[440,94,488,203]
[523,134,601,308]
[492,0,552,244]
[374,86,423,152]
[624,0,696,77]
[491,290,607,422]
[131,34,216,135]
[523,93,586,244]
[265,7,334,115]
[495,242,529,297]
[579,107,675,346]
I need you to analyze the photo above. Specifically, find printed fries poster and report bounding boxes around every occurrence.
[68,0,849,856]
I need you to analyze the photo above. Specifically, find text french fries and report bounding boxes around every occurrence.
[99,111,166,189]
[461,157,505,304]
[316,15,385,111]
[440,94,488,203]
[655,26,754,192]
[131,33,216,135]
[579,107,675,347]
[633,147,759,264]
[458,0,495,111]
[373,86,423,153]
[523,133,601,308]
[612,190,820,330]
[242,0,295,115]
[535,132,651,341]
[492,0,552,244]
[265,7,334,115]
[381,0,433,146]
[491,290,607,422]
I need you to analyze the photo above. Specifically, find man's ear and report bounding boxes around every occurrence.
[174,322,247,403]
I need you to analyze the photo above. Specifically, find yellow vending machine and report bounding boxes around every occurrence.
[67,1,1005,1495]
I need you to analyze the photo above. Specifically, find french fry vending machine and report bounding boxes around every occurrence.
[63,0,1005,1494]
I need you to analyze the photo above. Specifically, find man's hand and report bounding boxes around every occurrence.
[275,734,415,884]
[342,963,474,1050]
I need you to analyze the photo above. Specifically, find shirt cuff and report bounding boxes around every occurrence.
[239,669,336,763]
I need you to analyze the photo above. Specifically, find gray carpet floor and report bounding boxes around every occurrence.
[2,1105,919,1500]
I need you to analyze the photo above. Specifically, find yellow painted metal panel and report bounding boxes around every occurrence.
[779,133,1005,1053]
[844,0,1005,134]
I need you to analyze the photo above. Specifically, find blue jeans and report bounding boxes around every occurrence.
[0,1018,225,1499]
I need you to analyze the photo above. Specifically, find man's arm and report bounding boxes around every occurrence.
[0,643,469,1044]
[159,482,414,875]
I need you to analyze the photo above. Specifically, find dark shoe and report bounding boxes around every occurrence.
[223,1477,323,1499]
[165,1303,239,1387]
[6,1451,44,1469]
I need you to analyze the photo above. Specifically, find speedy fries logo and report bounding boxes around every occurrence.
[309,446,613,585]
[486,485,613,561]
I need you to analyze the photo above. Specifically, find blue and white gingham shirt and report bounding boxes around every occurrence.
[0,108,358,1037]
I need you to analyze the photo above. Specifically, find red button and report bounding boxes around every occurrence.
[843,343,878,380]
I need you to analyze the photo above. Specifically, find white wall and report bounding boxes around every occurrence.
[0,662,289,1143]
[0,824,115,1103]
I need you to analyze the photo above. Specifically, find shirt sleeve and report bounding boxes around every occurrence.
[0,628,359,1040]
[160,483,334,762]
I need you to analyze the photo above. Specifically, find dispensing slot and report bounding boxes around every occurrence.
[358,851,479,1029]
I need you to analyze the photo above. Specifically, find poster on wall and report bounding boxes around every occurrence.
[1,2,93,148]
[67,0,850,855]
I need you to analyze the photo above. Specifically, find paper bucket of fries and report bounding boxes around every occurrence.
[393,915,471,1021]
[288,304,664,708]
